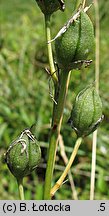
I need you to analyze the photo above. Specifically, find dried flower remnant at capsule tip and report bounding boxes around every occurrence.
[5,129,41,180]
[68,86,104,137]
[35,0,65,15]
[55,6,95,70]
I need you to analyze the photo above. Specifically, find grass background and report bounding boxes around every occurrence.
[0,0,109,199]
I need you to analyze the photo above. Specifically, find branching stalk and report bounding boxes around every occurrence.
[44,70,70,199]
[59,134,78,200]
[44,14,71,200]
[50,137,82,198]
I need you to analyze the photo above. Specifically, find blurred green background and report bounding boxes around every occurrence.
[0,0,109,199]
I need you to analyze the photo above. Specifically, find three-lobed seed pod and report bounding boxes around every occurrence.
[68,86,103,137]
[55,10,95,70]
[5,129,41,180]
[35,0,65,15]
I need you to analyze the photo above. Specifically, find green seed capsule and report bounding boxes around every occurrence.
[55,10,95,70]
[5,129,41,179]
[68,86,103,137]
[35,0,65,15]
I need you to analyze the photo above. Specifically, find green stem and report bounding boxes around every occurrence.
[44,14,58,84]
[44,70,70,199]
[17,178,24,200]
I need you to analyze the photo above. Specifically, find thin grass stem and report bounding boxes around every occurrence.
[90,0,99,200]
